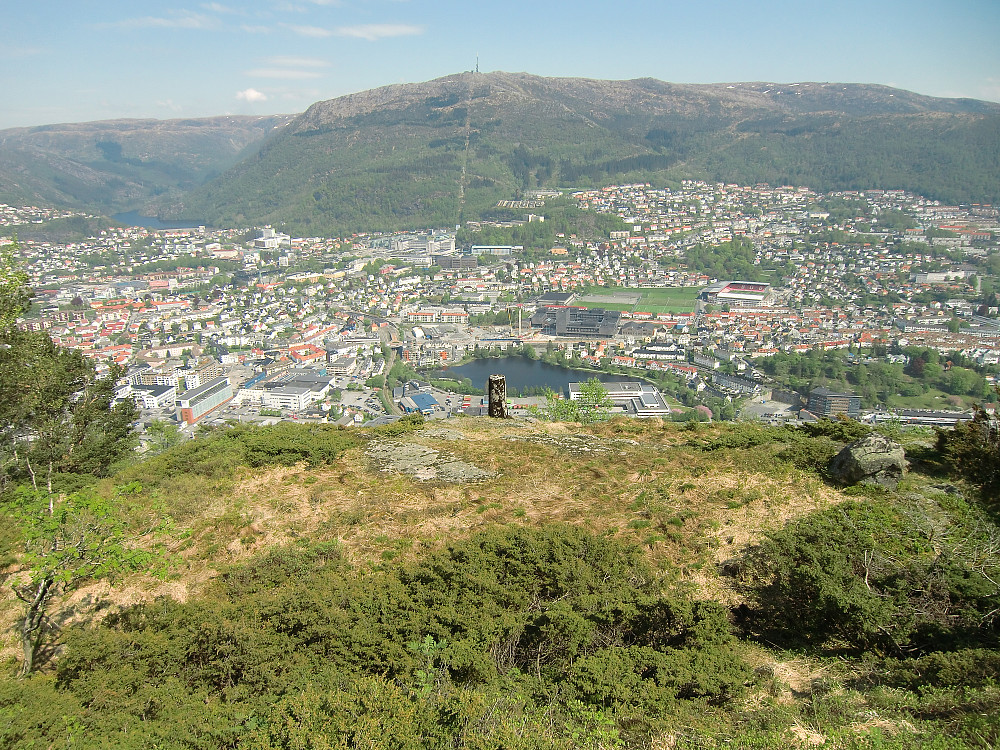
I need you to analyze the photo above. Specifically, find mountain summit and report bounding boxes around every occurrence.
[172,72,1000,233]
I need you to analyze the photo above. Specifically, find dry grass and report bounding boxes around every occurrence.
[0,417,860,668]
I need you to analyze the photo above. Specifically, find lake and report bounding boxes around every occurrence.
[431,356,645,395]
[112,211,205,230]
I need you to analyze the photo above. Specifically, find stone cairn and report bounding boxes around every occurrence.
[488,374,509,419]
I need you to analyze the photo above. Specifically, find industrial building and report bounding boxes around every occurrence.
[131,383,177,410]
[530,306,622,337]
[700,281,774,308]
[807,387,861,419]
[468,245,521,257]
[403,307,470,324]
[399,392,439,416]
[176,376,233,424]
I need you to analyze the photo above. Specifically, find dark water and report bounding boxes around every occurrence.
[112,211,205,230]
[432,356,644,395]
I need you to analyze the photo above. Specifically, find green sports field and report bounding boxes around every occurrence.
[575,286,701,315]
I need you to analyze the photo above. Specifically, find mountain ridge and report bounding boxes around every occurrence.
[292,72,999,126]
[0,113,295,216]
[3,73,998,231]
[173,72,1000,233]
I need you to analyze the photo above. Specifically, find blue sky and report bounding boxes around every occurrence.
[3,0,999,129]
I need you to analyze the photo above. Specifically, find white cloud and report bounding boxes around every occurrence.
[333,23,424,41]
[285,22,424,41]
[236,88,268,103]
[285,24,333,37]
[241,24,271,33]
[112,11,218,30]
[247,69,322,79]
[267,56,330,68]
[201,2,238,13]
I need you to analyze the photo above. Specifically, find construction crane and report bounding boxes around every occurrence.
[506,305,522,338]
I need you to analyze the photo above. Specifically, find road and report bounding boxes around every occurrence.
[378,327,403,416]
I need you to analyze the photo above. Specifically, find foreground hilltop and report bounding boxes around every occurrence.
[1,415,997,748]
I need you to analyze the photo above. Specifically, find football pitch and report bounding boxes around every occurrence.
[575,286,701,315]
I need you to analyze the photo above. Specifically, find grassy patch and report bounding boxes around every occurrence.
[576,285,702,315]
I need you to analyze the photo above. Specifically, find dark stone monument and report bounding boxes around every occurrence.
[488,374,508,418]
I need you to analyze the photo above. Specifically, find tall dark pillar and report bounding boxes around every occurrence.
[488,374,508,418]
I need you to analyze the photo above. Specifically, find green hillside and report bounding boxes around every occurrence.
[0,412,997,749]
[0,114,294,215]
[171,73,1000,234]
[4,74,998,232]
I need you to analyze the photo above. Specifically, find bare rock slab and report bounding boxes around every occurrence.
[366,440,494,483]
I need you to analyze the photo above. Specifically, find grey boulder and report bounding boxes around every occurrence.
[828,432,906,488]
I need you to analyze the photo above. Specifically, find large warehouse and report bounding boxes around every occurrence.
[567,381,671,418]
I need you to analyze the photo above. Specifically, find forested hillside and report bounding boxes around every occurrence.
[171,73,1000,234]
[4,74,997,233]
[0,115,293,216]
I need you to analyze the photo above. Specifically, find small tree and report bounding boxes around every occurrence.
[538,379,614,424]
[1,246,137,490]
[144,419,184,455]
[0,331,138,491]
[576,378,614,422]
[8,485,159,675]
[0,239,31,331]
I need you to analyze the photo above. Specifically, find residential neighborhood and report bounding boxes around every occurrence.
[4,180,998,439]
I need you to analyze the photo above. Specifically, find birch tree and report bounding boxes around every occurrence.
[8,486,155,675]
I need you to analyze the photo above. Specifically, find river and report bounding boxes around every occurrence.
[431,356,645,395]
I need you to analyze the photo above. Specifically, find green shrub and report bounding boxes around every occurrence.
[877,649,1000,690]
[221,542,345,597]
[731,500,998,653]
[31,525,759,748]
[776,436,840,472]
[800,417,872,443]
[365,412,426,437]
[700,423,786,452]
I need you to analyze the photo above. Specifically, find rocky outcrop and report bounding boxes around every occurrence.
[828,433,906,488]
[366,440,494,483]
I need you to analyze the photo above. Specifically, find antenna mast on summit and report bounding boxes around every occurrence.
[476,55,479,74]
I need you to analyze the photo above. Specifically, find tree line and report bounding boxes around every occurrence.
[757,348,996,407]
